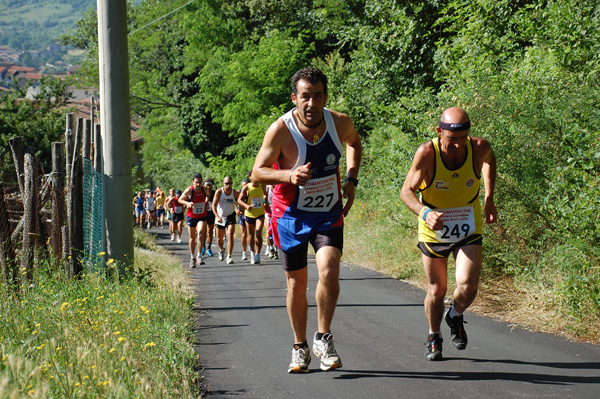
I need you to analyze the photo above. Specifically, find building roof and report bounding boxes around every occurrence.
[23,72,42,80]
[65,98,142,144]
[7,65,36,74]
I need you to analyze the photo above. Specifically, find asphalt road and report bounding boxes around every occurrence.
[150,226,600,399]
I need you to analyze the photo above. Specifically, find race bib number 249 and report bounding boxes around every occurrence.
[434,206,476,243]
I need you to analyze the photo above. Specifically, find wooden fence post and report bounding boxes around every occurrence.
[51,142,65,262]
[94,123,102,173]
[65,113,74,185]
[83,119,92,160]
[64,125,73,263]
[21,153,37,281]
[9,137,25,197]
[68,118,84,277]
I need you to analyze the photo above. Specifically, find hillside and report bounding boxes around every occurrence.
[0,0,95,52]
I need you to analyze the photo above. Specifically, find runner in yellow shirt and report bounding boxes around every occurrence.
[401,107,497,361]
[237,171,266,264]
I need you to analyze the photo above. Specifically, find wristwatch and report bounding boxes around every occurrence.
[346,176,359,187]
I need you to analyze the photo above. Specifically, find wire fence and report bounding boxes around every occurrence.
[83,157,104,269]
[1,115,104,288]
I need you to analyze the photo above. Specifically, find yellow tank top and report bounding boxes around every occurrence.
[418,137,482,243]
[244,183,265,218]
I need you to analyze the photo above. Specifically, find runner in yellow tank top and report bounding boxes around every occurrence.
[237,171,266,264]
[417,136,482,243]
[401,107,497,361]
[243,182,265,218]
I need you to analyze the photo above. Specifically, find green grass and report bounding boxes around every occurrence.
[0,230,203,398]
[342,199,423,280]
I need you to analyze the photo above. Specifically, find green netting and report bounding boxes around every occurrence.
[83,158,103,268]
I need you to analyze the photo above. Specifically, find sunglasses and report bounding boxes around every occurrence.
[224,182,233,185]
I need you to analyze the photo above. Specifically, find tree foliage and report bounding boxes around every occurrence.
[0,77,72,182]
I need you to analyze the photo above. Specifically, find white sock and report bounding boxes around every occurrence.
[449,306,462,319]
[429,330,442,337]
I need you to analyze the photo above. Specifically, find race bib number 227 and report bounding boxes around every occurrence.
[297,174,339,212]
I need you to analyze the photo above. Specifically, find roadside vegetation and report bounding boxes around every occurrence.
[0,230,203,398]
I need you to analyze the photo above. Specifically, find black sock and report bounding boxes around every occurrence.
[316,332,330,341]
[293,341,308,349]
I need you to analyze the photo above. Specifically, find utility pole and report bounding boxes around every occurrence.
[97,0,133,274]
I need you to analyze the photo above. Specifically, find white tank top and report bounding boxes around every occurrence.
[217,188,236,217]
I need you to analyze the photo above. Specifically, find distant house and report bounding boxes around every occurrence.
[2,65,37,88]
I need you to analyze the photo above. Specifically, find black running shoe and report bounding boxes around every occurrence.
[425,333,443,361]
[445,310,468,350]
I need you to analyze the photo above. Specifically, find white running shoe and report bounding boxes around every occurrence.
[265,246,270,256]
[170,234,175,241]
[218,249,224,261]
[273,248,279,259]
[288,343,311,374]
[176,237,182,243]
[254,254,261,264]
[226,255,233,264]
[197,255,205,266]
[189,257,196,269]
[312,332,342,371]
[250,252,255,264]
[242,252,248,261]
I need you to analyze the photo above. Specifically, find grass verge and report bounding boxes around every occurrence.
[0,229,203,398]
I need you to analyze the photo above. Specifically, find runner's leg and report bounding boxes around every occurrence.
[314,246,341,334]
[452,245,482,313]
[286,267,309,343]
[423,255,449,333]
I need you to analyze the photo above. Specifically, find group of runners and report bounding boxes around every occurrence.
[142,66,498,372]
[157,173,280,269]
[133,189,167,230]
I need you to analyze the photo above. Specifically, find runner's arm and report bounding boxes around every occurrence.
[253,120,312,186]
[336,114,362,217]
[478,139,498,224]
[234,190,242,215]
[179,187,193,208]
[237,186,251,211]
[212,189,221,216]
[400,143,444,230]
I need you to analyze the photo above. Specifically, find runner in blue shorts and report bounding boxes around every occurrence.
[179,173,210,268]
[252,67,362,373]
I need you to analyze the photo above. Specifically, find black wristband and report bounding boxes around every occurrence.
[346,176,358,187]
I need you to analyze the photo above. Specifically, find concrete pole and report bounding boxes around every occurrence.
[97,0,133,274]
